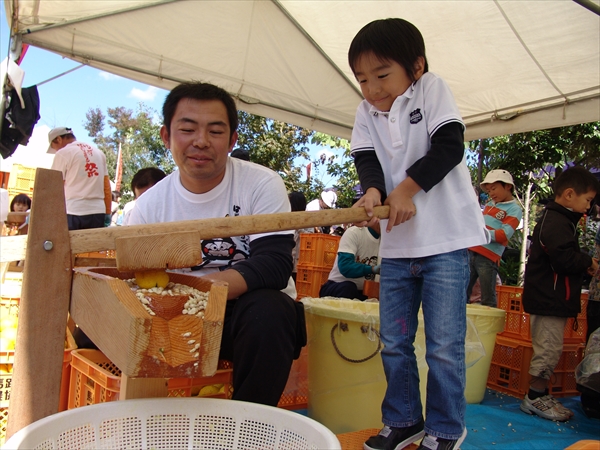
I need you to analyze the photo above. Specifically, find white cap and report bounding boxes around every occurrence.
[47,127,73,153]
[320,190,337,208]
[481,169,514,188]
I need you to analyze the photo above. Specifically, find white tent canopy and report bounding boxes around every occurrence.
[4,0,600,140]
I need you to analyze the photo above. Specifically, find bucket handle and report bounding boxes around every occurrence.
[330,322,382,363]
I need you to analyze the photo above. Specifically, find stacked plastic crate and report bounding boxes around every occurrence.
[487,285,588,398]
[7,164,36,202]
[295,233,341,299]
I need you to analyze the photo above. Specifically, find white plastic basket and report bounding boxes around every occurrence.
[3,398,340,449]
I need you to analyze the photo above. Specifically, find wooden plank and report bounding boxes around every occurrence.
[115,230,202,271]
[0,235,27,263]
[70,268,150,377]
[6,169,72,439]
[69,206,391,254]
[120,376,169,399]
[70,268,227,378]
[1,206,390,262]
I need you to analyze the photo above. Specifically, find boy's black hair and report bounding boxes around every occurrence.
[131,167,167,197]
[553,166,599,198]
[162,82,238,139]
[348,18,429,81]
[288,191,307,212]
[10,193,31,211]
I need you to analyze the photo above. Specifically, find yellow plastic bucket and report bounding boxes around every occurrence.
[303,298,385,434]
[303,298,505,434]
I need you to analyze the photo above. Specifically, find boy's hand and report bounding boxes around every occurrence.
[383,177,421,233]
[588,258,599,276]
[353,187,381,228]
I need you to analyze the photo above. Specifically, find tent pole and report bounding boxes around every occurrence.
[573,0,600,16]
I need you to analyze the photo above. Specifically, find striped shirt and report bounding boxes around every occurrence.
[470,199,522,263]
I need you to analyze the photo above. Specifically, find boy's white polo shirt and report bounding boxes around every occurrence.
[351,72,488,258]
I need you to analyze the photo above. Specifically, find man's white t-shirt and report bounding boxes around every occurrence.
[50,141,108,216]
[351,72,488,258]
[128,158,296,297]
[327,225,380,290]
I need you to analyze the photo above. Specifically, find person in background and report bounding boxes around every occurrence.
[7,193,31,235]
[109,190,121,226]
[127,81,305,407]
[306,190,337,234]
[319,222,380,301]
[467,169,522,307]
[48,126,112,348]
[48,126,111,231]
[578,224,600,419]
[289,191,313,282]
[10,193,31,212]
[230,148,250,161]
[521,166,599,421]
[348,18,488,450]
[121,167,167,226]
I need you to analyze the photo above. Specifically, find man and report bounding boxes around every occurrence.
[48,127,111,230]
[128,82,304,406]
[306,190,337,233]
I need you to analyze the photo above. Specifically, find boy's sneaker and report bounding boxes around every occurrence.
[416,428,467,450]
[545,395,574,418]
[364,418,425,450]
[520,394,571,421]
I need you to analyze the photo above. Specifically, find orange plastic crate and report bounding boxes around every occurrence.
[67,349,307,409]
[296,266,331,299]
[486,335,584,399]
[0,346,72,446]
[68,349,234,408]
[0,406,8,446]
[297,233,340,269]
[278,346,308,410]
[496,286,588,344]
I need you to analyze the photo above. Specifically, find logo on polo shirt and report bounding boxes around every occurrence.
[495,210,506,220]
[409,108,422,124]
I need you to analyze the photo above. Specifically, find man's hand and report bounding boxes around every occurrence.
[353,187,381,228]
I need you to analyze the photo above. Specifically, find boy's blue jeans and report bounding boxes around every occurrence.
[379,249,468,440]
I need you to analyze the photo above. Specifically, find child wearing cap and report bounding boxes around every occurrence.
[467,169,522,307]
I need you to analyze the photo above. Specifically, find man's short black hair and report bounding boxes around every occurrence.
[348,18,429,82]
[162,82,238,139]
[553,166,599,198]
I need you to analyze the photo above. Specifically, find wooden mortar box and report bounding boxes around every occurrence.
[70,267,227,379]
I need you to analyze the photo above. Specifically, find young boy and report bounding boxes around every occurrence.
[468,169,522,307]
[348,18,488,450]
[121,167,166,225]
[521,166,599,421]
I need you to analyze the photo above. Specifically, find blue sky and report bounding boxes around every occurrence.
[0,7,337,185]
[0,7,167,173]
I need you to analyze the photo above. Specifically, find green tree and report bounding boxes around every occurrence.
[469,122,600,199]
[311,133,357,208]
[84,102,361,211]
[84,104,174,203]
[235,112,315,194]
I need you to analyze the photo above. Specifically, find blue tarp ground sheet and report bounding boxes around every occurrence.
[461,389,600,449]
[297,389,599,449]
